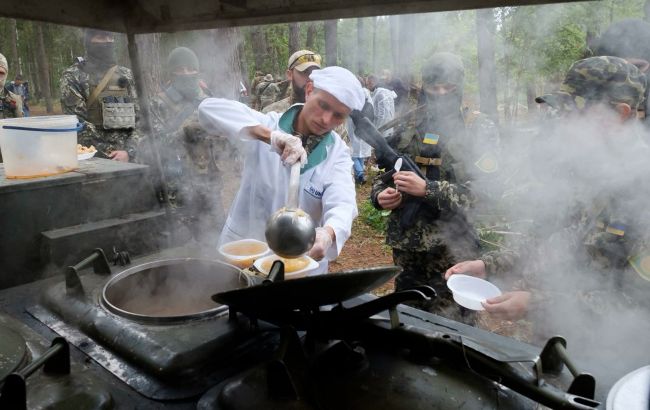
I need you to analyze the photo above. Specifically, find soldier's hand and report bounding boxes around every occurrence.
[393,171,426,197]
[377,187,402,210]
[445,260,486,280]
[482,291,531,320]
[269,130,307,165]
[109,150,129,162]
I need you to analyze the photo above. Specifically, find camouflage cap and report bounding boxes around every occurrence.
[536,56,647,112]
[421,52,464,86]
[288,50,322,72]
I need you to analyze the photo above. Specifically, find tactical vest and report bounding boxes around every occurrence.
[86,67,135,130]
[0,88,23,120]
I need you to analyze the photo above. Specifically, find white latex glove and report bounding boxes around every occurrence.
[308,227,333,261]
[270,130,307,165]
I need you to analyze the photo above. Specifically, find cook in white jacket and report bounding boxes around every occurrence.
[198,66,366,274]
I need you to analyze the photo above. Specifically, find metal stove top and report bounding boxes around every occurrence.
[0,247,606,409]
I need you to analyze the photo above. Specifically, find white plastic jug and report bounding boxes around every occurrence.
[0,115,82,179]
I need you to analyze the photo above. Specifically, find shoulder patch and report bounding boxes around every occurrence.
[629,253,650,281]
[423,133,440,145]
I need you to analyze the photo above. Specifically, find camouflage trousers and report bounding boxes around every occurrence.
[393,248,476,325]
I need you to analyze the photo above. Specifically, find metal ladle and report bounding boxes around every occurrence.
[265,163,316,258]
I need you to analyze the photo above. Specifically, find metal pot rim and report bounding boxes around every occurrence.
[101,257,236,324]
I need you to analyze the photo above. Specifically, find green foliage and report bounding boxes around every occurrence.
[359,200,387,233]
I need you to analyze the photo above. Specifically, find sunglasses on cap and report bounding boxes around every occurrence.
[289,54,322,70]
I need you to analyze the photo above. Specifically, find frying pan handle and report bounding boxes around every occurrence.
[264,260,285,284]
[287,162,301,209]
[330,287,435,322]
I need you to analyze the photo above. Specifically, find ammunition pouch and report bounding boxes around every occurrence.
[414,156,442,166]
[102,101,136,129]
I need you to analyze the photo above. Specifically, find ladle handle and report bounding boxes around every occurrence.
[287,162,301,209]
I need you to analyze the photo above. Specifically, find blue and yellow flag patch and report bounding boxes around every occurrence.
[605,222,626,236]
[474,152,499,173]
[629,253,650,281]
[423,133,439,145]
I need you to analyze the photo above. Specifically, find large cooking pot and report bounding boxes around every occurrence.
[102,258,245,324]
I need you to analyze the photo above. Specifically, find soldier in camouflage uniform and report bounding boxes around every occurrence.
[249,71,264,110]
[256,74,281,111]
[263,50,322,114]
[148,47,226,244]
[0,53,23,121]
[445,56,650,334]
[371,52,499,323]
[60,29,140,162]
[0,53,23,162]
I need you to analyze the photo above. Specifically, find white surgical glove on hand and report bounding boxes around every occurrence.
[308,227,333,261]
[270,130,307,165]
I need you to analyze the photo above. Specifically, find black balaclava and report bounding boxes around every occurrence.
[167,47,201,100]
[84,29,116,70]
[420,52,465,138]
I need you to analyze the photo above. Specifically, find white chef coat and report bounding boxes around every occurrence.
[198,98,358,274]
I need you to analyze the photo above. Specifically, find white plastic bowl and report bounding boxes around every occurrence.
[218,239,269,269]
[254,254,318,279]
[446,274,502,311]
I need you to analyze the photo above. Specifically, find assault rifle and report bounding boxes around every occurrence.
[350,110,427,229]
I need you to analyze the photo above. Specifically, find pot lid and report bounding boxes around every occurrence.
[606,365,650,410]
[0,324,28,381]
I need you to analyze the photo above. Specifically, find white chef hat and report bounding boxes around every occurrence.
[309,66,365,111]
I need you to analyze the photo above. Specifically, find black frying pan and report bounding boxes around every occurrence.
[212,265,401,316]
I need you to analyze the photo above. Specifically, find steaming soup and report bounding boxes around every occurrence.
[261,256,310,273]
[222,241,267,256]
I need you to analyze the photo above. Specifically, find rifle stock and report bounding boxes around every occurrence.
[351,110,425,228]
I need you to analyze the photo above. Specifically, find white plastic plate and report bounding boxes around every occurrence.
[77,151,96,160]
[447,274,502,311]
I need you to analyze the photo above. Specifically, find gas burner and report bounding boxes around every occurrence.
[0,313,113,410]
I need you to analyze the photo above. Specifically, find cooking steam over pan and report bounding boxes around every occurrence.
[103,258,245,324]
[212,265,401,316]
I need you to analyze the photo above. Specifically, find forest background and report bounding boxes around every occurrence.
[1,0,649,123]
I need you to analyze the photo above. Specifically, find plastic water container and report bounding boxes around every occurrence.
[0,115,82,179]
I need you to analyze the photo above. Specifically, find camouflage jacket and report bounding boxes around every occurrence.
[59,62,141,160]
[256,81,281,109]
[0,86,23,119]
[148,86,226,181]
[371,108,498,253]
[481,190,650,315]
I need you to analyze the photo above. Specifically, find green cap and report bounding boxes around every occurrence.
[167,47,200,72]
[536,56,647,112]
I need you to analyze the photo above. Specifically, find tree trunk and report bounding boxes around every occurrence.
[396,15,416,83]
[250,26,267,73]
[324,20,338,66]
[35,23,53,113]
[8,19,21,75]
[306,22,317,49]
[356,18,365,75]
[198,27,245,99]
[389,15,399,74]
[135,33,162,98]
[288,23,300,54]
[372,17,378,74]
[526,82,537,119]
[476,9,498,122]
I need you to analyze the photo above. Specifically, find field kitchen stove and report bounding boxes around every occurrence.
[0,246,605,409]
